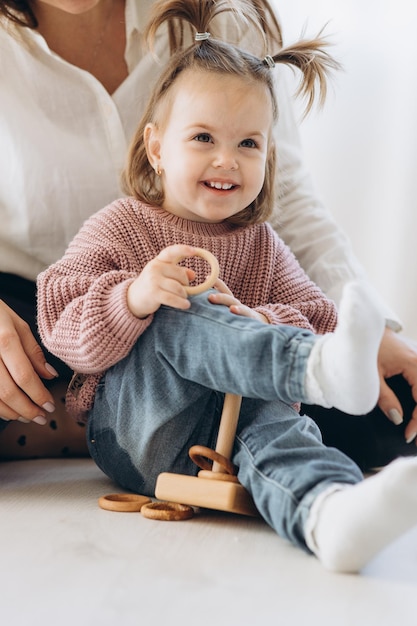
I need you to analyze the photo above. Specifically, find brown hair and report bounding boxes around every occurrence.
[122,0,339,226]
[0,1,36,27]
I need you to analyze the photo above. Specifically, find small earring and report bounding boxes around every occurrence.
[155,165,162,176]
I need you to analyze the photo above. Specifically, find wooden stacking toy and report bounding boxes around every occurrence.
[155,248,259,517]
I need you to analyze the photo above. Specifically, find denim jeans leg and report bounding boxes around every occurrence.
[88,362,225,495]
[234,398,363,551]
[139,291,317,403]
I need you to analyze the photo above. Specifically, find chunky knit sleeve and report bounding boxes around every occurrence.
[37,203,153,373]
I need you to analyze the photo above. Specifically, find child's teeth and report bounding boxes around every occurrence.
[210,182,233,190]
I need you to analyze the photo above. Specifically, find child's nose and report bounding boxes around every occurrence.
[212,148,238,171]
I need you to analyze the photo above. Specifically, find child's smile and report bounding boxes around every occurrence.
[203,180,238,192]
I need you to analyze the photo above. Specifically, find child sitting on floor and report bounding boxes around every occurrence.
[37,0,417,573]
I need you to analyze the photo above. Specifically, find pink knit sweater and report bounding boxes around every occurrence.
[37,198,338,420]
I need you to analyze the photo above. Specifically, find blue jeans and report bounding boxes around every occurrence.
[88,291,362,551]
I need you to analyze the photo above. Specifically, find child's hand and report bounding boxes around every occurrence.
[127,245,197,318]
[208,279,269,324]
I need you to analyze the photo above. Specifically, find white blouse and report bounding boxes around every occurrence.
[0,0,400,327]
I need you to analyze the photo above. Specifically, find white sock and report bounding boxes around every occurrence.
[305,457,417,573]
[305,281,384,415]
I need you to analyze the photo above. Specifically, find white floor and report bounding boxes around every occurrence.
[1,459,417,625]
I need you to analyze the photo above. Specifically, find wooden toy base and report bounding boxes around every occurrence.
[155,472,259,517]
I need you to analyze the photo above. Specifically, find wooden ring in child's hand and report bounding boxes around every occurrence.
[174,248,219,295]
[141,501,194,521]
[189,444,237,476]
[98,493,151,512]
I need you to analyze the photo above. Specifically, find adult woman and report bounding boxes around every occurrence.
[1,0,416,468]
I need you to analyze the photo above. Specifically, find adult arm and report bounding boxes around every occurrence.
[269,72,417,436]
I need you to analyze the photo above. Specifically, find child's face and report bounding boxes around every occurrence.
[146,69,273,223]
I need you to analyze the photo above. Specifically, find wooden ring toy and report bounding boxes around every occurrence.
[197,469,240,483]
[98,493,151,512]
[174,248,219,295]
[141,501,194,521]
[189,444,237,475]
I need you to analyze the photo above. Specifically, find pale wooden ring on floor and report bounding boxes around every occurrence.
[189,444,237,476]
[98,493,151,512]
[174,248,219,295]
[141,501,194,521]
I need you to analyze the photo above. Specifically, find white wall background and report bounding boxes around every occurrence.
[272,0,417,338]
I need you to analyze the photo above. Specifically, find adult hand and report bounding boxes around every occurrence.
[208,278,269,324]
[377,327,417,444]
[0,300,57,424]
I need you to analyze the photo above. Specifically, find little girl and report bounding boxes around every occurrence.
[37,0,417,573]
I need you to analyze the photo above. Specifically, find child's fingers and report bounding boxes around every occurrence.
[212,278,233,295]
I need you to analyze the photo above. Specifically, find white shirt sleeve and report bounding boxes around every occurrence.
[269,70,402,329]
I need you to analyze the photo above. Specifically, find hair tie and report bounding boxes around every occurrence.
[263,55,275,69]
[195,32,211,41]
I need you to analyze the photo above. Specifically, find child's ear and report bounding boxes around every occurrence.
[144,123,161,172]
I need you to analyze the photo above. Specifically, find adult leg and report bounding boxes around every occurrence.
[303,375,417,472]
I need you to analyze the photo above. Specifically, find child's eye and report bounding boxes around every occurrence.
[240,138,257,148]
[194,133,212,143]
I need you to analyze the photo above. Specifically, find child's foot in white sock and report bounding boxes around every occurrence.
[305,281,384,415]
[306,457,417,573]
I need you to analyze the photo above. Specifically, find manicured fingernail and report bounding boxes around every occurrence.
[18,417,30,423]
[406,431,417,444]
[0,416,10,422]
[45,362,59,377]
[33,416,48,426]
[42,401,55,413]
[388,409,403,426]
